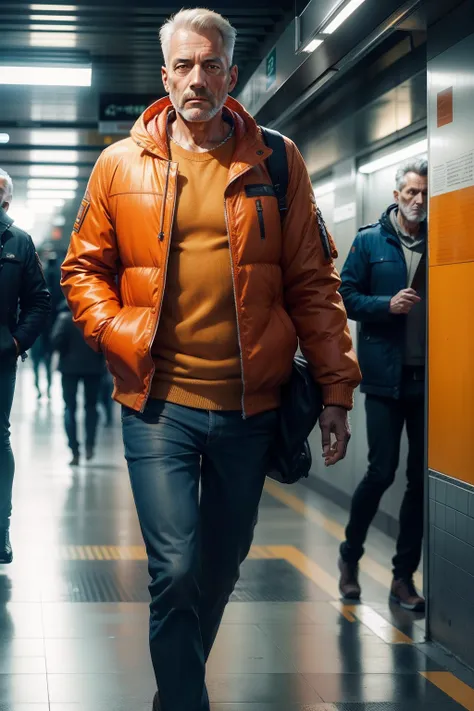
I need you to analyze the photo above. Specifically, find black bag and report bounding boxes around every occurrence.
[260,127,323,484]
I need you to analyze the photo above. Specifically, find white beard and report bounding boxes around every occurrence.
[399,202,427,223]
[168,86,225,123]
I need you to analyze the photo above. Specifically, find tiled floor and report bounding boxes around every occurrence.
[1,365,473,709]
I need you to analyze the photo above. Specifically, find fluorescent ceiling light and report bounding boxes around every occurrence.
[31,130,78,146]
[314,181,335,198]
[30,4,76,10]
[29,164,79,178]
[0,66,91,87]
[27,198,65,208]
[28,189,76,199]
[302,38,324,53]
[0,133,9,144]
[359,139,428,174]
[30,149,79,163]
[324,0,366,34]
[29,14,78,21]
[28,178,79,190]
[29,32,77,48]
[29,23,78,31]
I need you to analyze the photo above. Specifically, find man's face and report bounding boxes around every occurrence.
[394,172,428,223]
[162,28,238,122]
[0,178,9,211]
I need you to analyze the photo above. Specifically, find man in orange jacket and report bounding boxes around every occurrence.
[62,8,361,710]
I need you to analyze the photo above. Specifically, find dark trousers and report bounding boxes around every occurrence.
[341,372,425,580]
[61,374,102,454]
[31,334,52,395]
[0,365,16,528]
[122,400,277,711]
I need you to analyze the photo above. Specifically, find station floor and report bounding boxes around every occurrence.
[3,365,474,710]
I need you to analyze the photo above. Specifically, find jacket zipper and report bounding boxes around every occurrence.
[223,156,270,419]
[255,199,265,240]
[140,161,177,412]
[224,197,247,419]
[158,162,171,241]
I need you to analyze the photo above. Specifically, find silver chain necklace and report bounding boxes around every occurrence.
[167,121,234,152]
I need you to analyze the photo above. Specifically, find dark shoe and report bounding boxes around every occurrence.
[85,446,94,461]
[390,578,425,612]
[70,452,80,467]
[0,529,13,564]
[338,557,361,600]
[152,691,161,711]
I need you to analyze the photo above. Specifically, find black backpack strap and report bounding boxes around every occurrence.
[260,126,288,222]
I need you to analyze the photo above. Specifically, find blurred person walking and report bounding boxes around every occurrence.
[0,168,51,562]
[51,304,106,466]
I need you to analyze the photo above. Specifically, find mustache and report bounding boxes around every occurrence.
[181,90,214,104]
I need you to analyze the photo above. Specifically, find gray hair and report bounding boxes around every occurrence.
[0,168,13,206]
[160,8,237,68]
[395,158,428,191]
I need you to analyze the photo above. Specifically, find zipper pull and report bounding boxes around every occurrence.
[256,199,265,240]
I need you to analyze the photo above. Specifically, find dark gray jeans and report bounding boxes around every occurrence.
[122,399,277,711]
[0,364,16,528]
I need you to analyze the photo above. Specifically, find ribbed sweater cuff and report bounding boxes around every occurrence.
[322,383,355,410]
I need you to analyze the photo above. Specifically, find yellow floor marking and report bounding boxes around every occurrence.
[264,479,423,591]
[421,672,474,710]
[58,544,280,562]
[266,544,340,599]
[331,601,412,644]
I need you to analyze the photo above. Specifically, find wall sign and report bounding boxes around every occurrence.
[266,48,276,91]
[98,93,158,134]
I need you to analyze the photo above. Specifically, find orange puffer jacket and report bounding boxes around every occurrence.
[61,96,361,415]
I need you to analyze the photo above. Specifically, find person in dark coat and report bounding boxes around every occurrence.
[0,168,51,563]
[30,252,65,399]
[51,304,106,466]
[337,158,428,612]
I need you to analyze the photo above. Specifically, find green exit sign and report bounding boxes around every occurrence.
[266,48,276,90]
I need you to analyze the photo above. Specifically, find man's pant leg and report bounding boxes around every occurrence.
[199,409,278,659]
[82,375,101,451]
[0,365,16,527]
[340,395,405,565]
[122,400,207,711]
[392,388,425,579]
[61,374,80,454]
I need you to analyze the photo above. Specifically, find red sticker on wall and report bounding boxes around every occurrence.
[437,87,453,128]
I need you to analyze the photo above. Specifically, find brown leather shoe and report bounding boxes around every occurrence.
[390,578,425,612]
[338,557,361,600]
[152,692,161,711]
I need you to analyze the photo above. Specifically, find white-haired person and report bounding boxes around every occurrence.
[0,168,51,563]
[61,8,361,710]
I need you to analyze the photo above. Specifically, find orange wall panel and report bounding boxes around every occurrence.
[428,262,474,482]
[430,186,474,267]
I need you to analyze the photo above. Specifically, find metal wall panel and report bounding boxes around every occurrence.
[427,18,474,665]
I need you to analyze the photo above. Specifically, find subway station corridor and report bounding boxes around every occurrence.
[1,364,473,710]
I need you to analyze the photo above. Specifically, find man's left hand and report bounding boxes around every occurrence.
[319,406,351,466]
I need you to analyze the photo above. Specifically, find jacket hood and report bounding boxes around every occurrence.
[130,95,270,162]
[379,203,427,239]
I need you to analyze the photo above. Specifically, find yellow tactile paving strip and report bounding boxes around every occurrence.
[330,601,413,644]
[59,545,148,560]
[422,672,474,711]
[264,478,423,591]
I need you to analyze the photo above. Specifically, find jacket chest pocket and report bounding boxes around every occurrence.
[244,184,279,242]
[369,255,404,292]
[0,254,23,277]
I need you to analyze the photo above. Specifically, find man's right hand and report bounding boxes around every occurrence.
[389,288,421,314]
